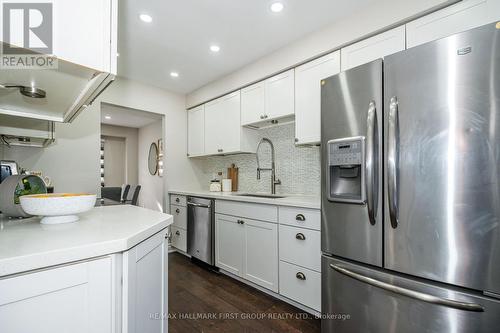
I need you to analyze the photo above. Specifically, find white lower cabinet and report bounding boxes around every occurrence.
[215,214,245,276]
[171,226,187,253]
[279,261,321,312]
[279,225,321,272]
[0,257,114,333]
[243,218,278,292]
[215,213,278,292]
[0,228,168,333]
[123,231,168,333]
[215,201,321,312]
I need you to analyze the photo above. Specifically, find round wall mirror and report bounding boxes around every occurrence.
[148,142,159,175]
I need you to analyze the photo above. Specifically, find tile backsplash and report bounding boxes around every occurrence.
[198,123,320,196]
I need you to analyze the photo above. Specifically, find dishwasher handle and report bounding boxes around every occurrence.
[187,202,211,208]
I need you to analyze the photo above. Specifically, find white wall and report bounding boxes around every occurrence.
[0,107,100,194]
[187,0,457,107]
[101,124,139,185]
[137,121,163,211]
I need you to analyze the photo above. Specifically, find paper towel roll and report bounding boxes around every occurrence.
[222,179,232,192]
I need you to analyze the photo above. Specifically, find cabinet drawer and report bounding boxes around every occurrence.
[279,206,320,230]
[279,225,321,272]
[216,200,278,223]
[170,205,187,230]
[170,195,186,207]
[279,261,321,312]
[171,226,187,252]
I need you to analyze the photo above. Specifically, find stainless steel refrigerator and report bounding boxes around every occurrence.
[321,22,500,332]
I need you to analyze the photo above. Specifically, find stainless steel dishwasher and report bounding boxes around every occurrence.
[187,196,215,265]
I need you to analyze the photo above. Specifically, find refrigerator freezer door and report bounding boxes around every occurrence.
[321,60,383,267]
[384,23,500,293]
[322,256,500,333]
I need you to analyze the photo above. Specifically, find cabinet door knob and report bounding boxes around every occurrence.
[295,233,306,240]
[175,208,180,214]
[175,230,180,236]
[295,214,306,222]
[296,272,306,280]
[175,198,180,203]
[218,148,223,153]
[237,219,245,225]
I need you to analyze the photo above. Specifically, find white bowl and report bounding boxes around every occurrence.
[20,193,96,224]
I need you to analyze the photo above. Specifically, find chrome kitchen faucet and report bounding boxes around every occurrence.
[256,138,281,194]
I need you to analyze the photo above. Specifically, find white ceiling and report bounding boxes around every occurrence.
[100,103,162,128]
[117,0,375,94]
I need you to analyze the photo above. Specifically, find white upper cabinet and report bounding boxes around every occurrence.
[0,0,117,74]
[203,91,259,156]
[406,0,500,48]
[295,51,340,145]
[240,69,295,127]
[55,0,118,74]
[340,26,406,71]
[265,69,295,120]
[187,105,205,157]
[241,82,266,126]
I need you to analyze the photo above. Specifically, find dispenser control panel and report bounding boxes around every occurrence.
[329,140,363,166]
[326,136,365,204]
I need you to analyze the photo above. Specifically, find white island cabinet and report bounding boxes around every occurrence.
[0,205,172,333]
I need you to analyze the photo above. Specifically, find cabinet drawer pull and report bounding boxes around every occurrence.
[296,272,306,280]
[175,197,180,203]
[237,219,245,225]
[295,214,306,221]
[295,233,306,240]
[175,208,180,214]
[175,230,180,236]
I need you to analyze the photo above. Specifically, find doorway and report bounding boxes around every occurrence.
[99,102,165,212]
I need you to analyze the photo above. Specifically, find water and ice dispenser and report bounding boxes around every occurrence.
[326,137,365,204]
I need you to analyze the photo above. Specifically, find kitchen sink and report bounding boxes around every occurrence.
[235,193,286,199]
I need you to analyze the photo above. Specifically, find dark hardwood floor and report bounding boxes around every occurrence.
[168,252,321,333]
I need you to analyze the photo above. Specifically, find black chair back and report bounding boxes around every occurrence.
[131,185,141,206]
[121,185,131,203]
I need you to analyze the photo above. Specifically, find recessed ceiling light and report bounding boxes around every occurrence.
[210,45,220,53]
[139,14,152,23]
[170,72,179,78]
[105,115,111,120]
[270,2,284,13]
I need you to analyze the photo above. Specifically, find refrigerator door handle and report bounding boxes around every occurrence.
[330,264,484,312]
[366,101,378,225]
[388,97,399,229]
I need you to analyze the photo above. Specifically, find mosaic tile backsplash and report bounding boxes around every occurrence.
[198,123,321,196]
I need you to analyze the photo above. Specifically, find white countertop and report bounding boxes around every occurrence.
[0,205,172,277]
[169,190,320,209]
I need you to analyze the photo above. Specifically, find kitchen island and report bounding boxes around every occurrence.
[0,205,172,333]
